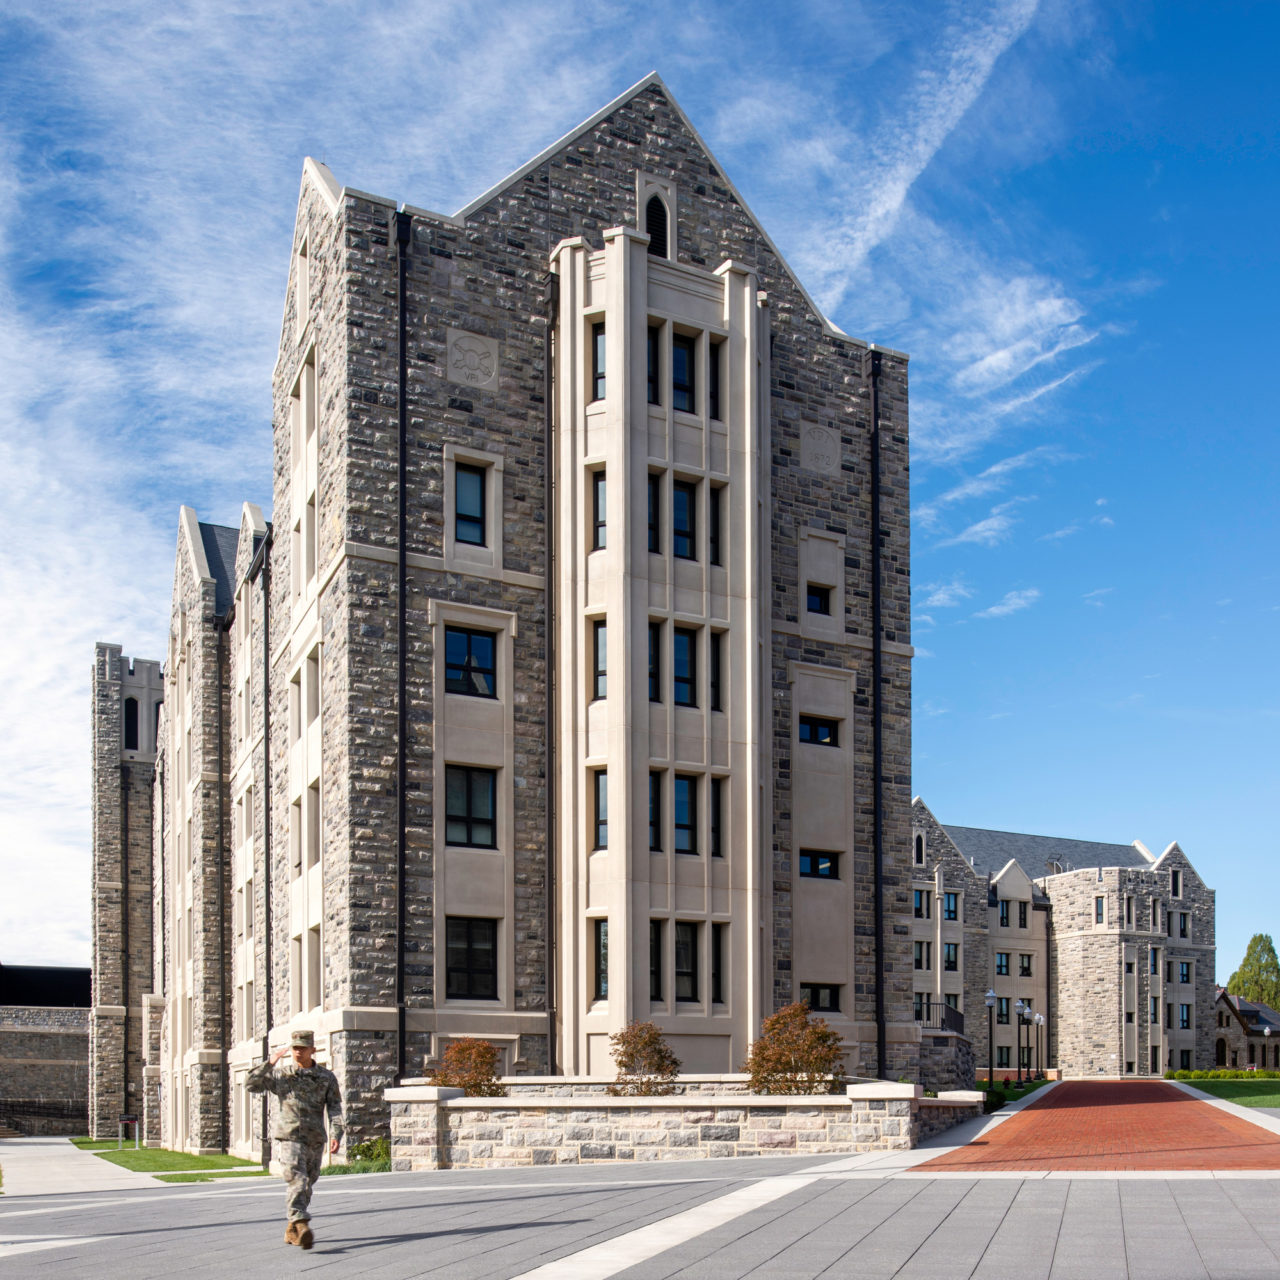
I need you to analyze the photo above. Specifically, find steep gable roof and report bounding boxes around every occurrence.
[943,825,1153,879]
[198,521,240,616]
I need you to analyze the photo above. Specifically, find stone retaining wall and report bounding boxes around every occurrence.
[387,1082,983,1171]
[0,1006,89,1135]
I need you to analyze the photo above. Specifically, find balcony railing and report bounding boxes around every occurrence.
[914,1001,965,1035]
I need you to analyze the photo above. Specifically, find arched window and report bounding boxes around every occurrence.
[123,697,139,751]
[645,195,669,259]
[914,833,925,865]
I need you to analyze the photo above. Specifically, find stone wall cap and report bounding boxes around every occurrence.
[847,1082,922,1100]
[929,1090,985,1105]
[408,1092,857,1109]
[386,1085,465,1102]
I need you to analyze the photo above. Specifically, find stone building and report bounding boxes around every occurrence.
[93,73,923,1155]
[912,798,1216,1078]
[1214,990,1280,1070]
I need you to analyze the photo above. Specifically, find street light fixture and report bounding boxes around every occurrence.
[1035,1012,1045,1078]
[1266,1024,1272,1071]
[1014,999,1026,1086]
[985,989,996,1096]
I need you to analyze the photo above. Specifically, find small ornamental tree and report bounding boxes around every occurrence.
[608,1021,681,1096]
[742,1001,845,1095]
[1227,935,1280,1010]
[431,1037,507,1096]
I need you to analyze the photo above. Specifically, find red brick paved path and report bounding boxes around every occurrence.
[920,1080,1280,1171]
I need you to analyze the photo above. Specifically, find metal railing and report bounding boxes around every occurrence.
[914,1002,965,1035]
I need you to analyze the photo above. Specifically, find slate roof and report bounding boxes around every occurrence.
[942,825,1152,881]
[1222,992,1280,1035]
[198,522,240,616]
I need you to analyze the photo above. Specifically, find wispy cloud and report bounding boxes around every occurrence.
[917,578,973,608]
[975,587,1041,618]
[939,496,1035,547]
[916,443,1066,528]
[1039,524,1079,541]
[1083,588,1113,607]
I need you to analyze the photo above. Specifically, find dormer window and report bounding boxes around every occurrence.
[646,195,669,258]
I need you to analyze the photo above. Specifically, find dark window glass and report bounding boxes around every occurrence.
[675,921,698,1001]
[445,917,498,1000]
[592,470,606,550]
[1151,997,1159,1023]
[1180,1004,1191,1030]
[944,992,959,1010]
[672,480,696,559]
[1126,897,1133,925]
[1180,962,1191,984]
[1150,948,1159,975]
[913,889,931,918]
[710,777,724,858]
[914,834,924,865]
[444,627,497,697]
[593,770,608,849]
[806,583,831,615]
[999,900,1010,928]
[1179,912,1189,938]
[1095,897,1105,924]
[944,892,959,921]
[708,340,722,420]
[1166,1002,1173,1028]
[800,982,840,1013]
[455,464,486,546]
[645,195,668,258]
[650,920,663,1001]
[1019,954,1032,977]
[709,486,722,566]
[1019,901,1028,929]
[647,327,660,405]
[591,322,606,401]
[647,474,660,551]
[673,628,696,706]
[445,766,497,848]
[1180,1049,1191,1071]
[672,335,695,413]
[709,631,722,711]
[1171,870,1182,898]
[592,620,607,700]
[996,952,1009,976]
[800,850,838,879]
[649,772,662,851]
[593,918,608,1000]
[997,1046,1011,1068]
[123,696,139,751]
[997,996,1010,1025]
[914,941,931,970]
[711,922,724,1004]
[944,942,958,972]
[798,715,839,746]
[1167,960,1174,982]
[674,775,698,854]
[648,621,662,702]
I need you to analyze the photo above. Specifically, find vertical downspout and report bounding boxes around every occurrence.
[867,348,887,1081]
[395,209,412,1083]
[216,612,231,1153]
[248,527,273,1167]
[120,763,131,1118]
[543,271,559,1074]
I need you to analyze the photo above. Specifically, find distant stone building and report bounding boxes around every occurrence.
[913,798,1216,1078]
[1214,990,1280,1070]
[93,73,926,1156]
[0,963,90,1135]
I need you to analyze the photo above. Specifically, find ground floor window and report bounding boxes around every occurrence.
[996,1046,1011,1069]
[446,916,498,999]
[1180,1049,1192,1071]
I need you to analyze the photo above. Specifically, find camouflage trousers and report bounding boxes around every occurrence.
[278,1139,324,1222]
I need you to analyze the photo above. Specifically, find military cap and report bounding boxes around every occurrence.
[290,1029,315,1048]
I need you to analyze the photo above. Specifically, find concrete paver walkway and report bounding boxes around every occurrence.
[0,1136,157,1197]
[919,1080,1280,1172]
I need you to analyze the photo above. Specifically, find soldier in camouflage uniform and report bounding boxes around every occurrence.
[246,1029,343,1249]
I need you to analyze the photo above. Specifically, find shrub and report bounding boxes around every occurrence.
[431,1037,507,1096]
[347,1137,390,1163]
[607,1021,681,1096]
[742,1001,845,1095]
[984,1089,1007,1113]
[1167,1068,1280,1081]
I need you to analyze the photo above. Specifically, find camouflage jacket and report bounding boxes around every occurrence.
[246,1057,344,1144]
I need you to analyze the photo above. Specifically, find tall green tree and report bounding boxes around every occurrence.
[1227,934,1280,1009]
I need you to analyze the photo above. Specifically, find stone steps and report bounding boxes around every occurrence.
[0,1126,26,1138]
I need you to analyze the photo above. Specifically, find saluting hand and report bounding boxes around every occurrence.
[270,1046,289,1065]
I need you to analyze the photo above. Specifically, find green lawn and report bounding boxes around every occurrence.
[985,1078,1050,1106]
[154,1170,272,1183]
[1187,1080,1280,1108]
[72,1139,256,1173]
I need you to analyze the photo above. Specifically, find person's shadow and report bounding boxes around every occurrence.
[316,1218,589,1255]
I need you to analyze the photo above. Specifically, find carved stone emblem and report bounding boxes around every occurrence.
[446,328,500,390]
[800,424,840,475]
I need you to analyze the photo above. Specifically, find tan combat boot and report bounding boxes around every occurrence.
[284,1221,299,1246]
[296,1220,314,1250]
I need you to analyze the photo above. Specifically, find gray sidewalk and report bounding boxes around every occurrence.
[0,1136,156,1198]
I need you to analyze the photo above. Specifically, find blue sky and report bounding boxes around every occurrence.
[0,1,1274,982]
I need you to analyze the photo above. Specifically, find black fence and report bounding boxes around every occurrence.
[913,1002,965,1035]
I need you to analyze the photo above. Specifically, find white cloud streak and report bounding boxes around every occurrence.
[975,587,1041,618]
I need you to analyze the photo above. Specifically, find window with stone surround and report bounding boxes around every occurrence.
[591,322,606,402]
[800,850,839,879]
[649,771,662,851]
[650,920,664,1001]
[914,941,932,971]
[674,775,698,854]
[1019,901,1028,929]
[1019,954,1032,977]
[914,889,931,919]
[672,334,695,413]
[1179,912,1189,939]
[1150,996,1159,1023]
[673,628,697,706]
[672,479,696,558]
[999,900,1010,928]
[592,620,607,700]
[997,1046,1011,1069]
[1180,961,1191,984]
[709,631,723,711]
[800,982,840,1013]
[996,952,1009,976]
[997,996,1010,1024]
[445,916,498,1001]
[593,918,608,1001]
[1171,869,1182,898]
[674,921,699,1002]
[648,620,662,701]
[645,195,669,258]
[915,834,925,865]
[709,485,723,565]
[944,892,959,921]
[1180,1004,1192,1030]
[798,715,839,746]
[944,942,959,972]
[710,777,724,858]
[444,627,497,698]
[591,469,607,550]
[709,340,723,420]
[712,923,725,1004]
[1095,897,1105,925]
[455,464,486,546]
[444,766,497,848]
[593,769,608,849]
[647,326,661,405]
[1180,1049,1192,1070]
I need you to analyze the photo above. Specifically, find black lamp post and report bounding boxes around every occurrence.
[1015,999,1026,1086]
[985,988,996,1095]
[1035,1012,1045,1078]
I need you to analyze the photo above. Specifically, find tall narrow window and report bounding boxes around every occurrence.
[592,470,607,550]
[944,892,959,921]
[647,473,661,551]
[645,195,669,258]
[445,766,497,848]
[673,628,697,706]
[647,326,661,405]
[444,627,497,697]
[1171,870,1182,898]
[997,996,1010,1025]
[1019,954,1032,977]
[674,775,697,854]
[123,697,139,751]
[648,621,662,702]
[593,770,608,849]
[914,889,931,919]
[675,921,698,1001]
[591,322,606,401]
[649,920,664,1001]
[999,900,1010,928]
[710,777,724,858]
[709,631,722,711]
[445,917,498,1000]
[672,335,695,413]
[455,464,486,546]
[711,922,725,1004]
[649,771,662,851]
[708,340,722,420]
[944,942,959,971]
[709,486,722,566]
[672,481,696,559]
[915,834,925,865]
[1095,897,1105,925]
[592,620,607,700]
[1018,901,1028,929]
[593,919,608,1000]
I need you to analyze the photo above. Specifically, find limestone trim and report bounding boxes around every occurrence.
[772,619,914,658]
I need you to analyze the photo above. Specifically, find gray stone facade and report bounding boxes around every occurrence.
[1212,991,1280,1071]
[0,1005,88,1135]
